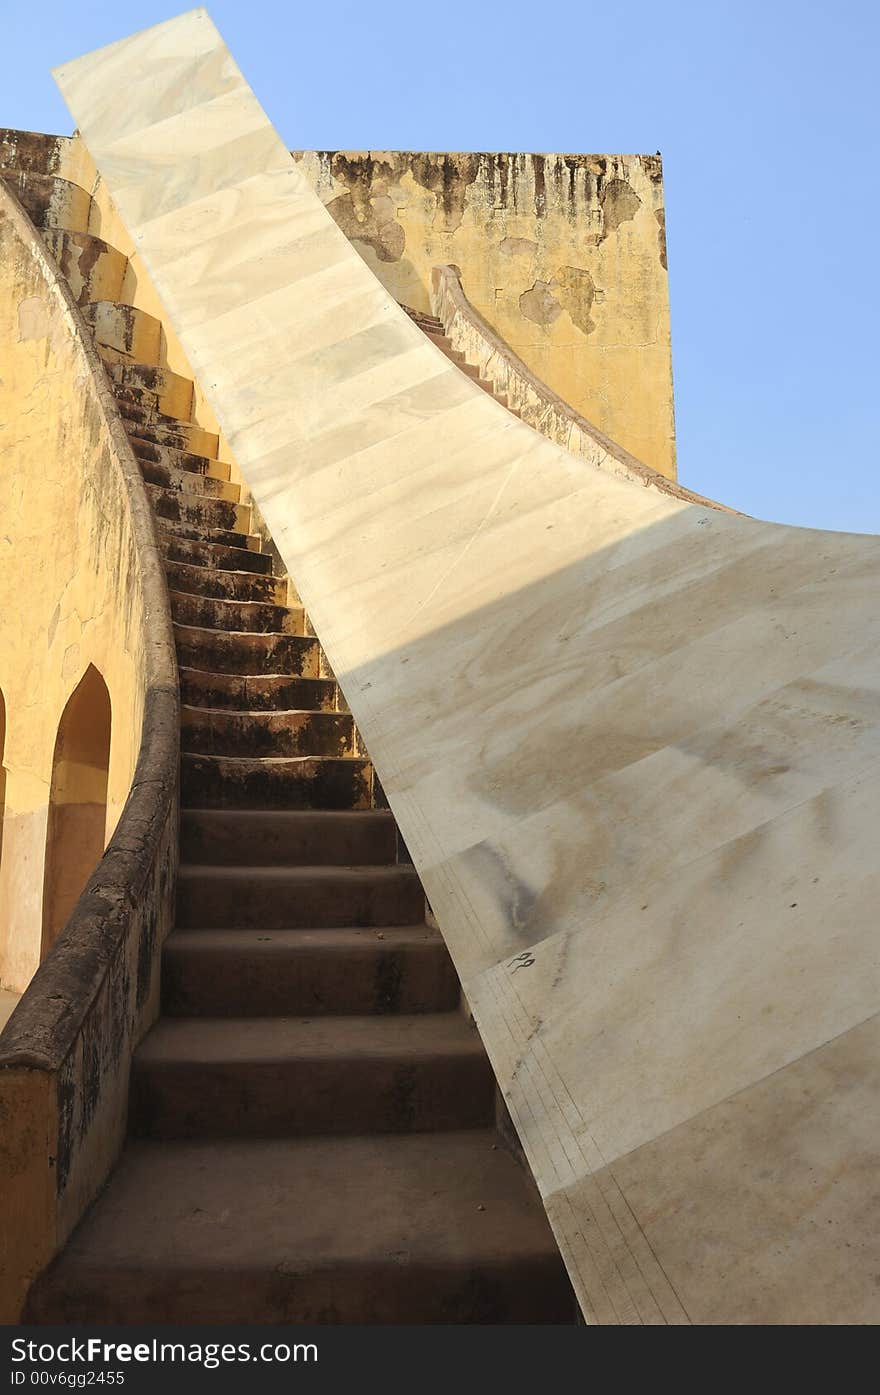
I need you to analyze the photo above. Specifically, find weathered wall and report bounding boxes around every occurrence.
[294,149,675,479]
[0,129,675,482]
[0,180,178,1318]
[0,204,146,991]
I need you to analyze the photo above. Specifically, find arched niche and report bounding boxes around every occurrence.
[41,666,112,958]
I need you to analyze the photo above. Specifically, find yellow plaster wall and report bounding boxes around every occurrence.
[11,134,675,483]
[0,196,148,993]
[293,151,676,479]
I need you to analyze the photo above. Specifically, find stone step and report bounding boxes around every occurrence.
[163,559,286,604]
[129,435,231,484]
[96,341,159,372]
[177,863,420,929]
[113,383,181,415]
[128,1014,494,1138]
[179,808,396,866]
[169,589,302,635]
[2,169,92,233]
[23,1132,574,1322]
[157,520,262,553]
[173,623,320,676]
[179,667,336,713]
[159,535,272,574]
[147,484,250,534]
[81,299,162,364]
[458,363,497,394]
[180,753,372,810]
[138,457,239,501]
[162,925,458,1017]
[402,306,444,333]
[40,229,127,305]
[118,405,220,458]
[180,706,357,760]
[0,130,64,177]
[425,330,463,360]
[107,360,194,419]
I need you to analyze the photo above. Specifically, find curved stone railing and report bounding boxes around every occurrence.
[431,263,733,512]
[54,11,880,1324]
[0,182,179,1319]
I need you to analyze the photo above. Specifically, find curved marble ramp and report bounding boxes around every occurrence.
[55,10,880,1324]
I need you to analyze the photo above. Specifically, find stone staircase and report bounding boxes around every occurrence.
[401,305,522,415]
[2,155,574,1323]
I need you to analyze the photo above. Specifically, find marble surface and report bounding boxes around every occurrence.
[56,10,880,1323]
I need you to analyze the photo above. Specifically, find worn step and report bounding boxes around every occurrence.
[170,590,301,635]
[163,926,458,1017]
[96,340,162,371]
[40,229,127,305]
[164,560,286,604]
[173,623,319,676]
[0,130,65,177]
[130,436,231,484]
[129,1013,494,1138]
[113,383,182,415]
[118,404,220,458]
[81,300,162,364]
[181,706,356,759]
[24,1132,574,1323]
[108,361,193,419]
[180,753,372,810]
[403,306,445,333]
[458,363,497,394]
[157,520,261,553]
[179,667,336,713]
[3,170,91,233]
[180,809,396,866]
[159,535,273,575]
[147,484,250,534]
[177,863,420,929]
[138,457,239,501]
[425,330,463,360]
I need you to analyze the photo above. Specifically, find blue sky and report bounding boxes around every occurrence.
[3,1,877,531]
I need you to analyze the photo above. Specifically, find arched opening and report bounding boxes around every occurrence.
[41,666,111,959]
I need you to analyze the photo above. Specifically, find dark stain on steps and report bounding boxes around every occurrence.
[12,246,573,1320]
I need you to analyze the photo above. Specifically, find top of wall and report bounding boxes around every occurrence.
[0,129,675,478]
[293,149,664,225]
[294,148,675,479]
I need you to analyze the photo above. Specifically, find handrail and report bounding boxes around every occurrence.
[0,179,179,1317]
[430,263,737,514]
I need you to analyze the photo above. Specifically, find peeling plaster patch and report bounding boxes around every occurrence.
[600,177,641,237]
[408,154,481,232]
[326,153,400,223]
[519,280,563,327]
[17,296,51,342]
[499,236,538,257]
[325,191,405,263]
[554,265,598,336]
[655,207,668,270]
[318,151,482,235]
